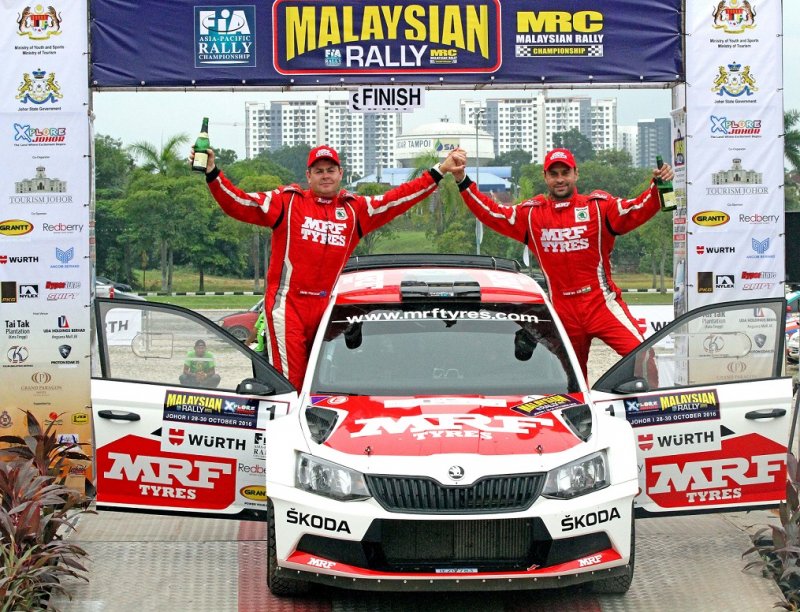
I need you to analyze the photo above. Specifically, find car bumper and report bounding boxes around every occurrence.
[269,480,636,591]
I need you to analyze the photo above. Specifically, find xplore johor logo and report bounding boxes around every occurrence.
[14,123,66,145]
[195,6,255,67]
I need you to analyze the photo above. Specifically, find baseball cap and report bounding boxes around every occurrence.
[543,148,577,171]
[307,145,341,168]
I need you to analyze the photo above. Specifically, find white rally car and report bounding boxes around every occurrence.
[91,254,794,595]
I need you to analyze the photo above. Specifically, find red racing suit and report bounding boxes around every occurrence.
[207,167,440,389]
[459,179,661,380]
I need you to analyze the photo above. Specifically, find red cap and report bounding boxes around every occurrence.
[543,148,577,171]
[307,145,341,168]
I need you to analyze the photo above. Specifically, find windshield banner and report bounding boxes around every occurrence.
[90,0,682,87]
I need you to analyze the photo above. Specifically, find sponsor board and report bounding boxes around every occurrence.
[163,390,260,429]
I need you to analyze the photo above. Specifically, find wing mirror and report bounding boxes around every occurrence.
[237,378,275,396]
[612,378,649,394]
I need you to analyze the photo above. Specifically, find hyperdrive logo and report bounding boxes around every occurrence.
[195,6,256,67]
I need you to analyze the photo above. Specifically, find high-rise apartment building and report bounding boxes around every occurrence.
[460,93,617,164]
[617,125,639,165]
[244,99,401,178]
[637,117,672,168]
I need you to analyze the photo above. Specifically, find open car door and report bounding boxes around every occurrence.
[92,299,298,517]
[591,298,793,516]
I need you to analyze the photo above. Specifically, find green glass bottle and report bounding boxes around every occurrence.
[192,117,210,173]
[655,155,676,212]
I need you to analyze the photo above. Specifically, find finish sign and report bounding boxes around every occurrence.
[348,86,425,113]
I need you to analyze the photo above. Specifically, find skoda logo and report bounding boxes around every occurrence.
[448,465,465,481]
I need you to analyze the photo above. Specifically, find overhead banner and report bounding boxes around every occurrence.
[90,0,682,88]
[684,0,784,309]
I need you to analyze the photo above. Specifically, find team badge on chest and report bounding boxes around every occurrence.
[575,207,589,222]
[335,207,347,221]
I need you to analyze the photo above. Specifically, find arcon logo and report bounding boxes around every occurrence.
[692,211,729,227]
[0,219,34,236]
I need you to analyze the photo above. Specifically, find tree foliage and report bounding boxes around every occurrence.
[552,129,595,162]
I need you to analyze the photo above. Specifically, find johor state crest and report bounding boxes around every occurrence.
[17,5,62,40]
[711,62,757,97]
[17,69,62,104]
[712,0,756,34]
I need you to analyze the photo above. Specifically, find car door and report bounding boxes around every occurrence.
[92,299,297,517]
[591,298,794,516]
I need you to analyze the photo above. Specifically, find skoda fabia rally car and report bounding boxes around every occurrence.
[91,254,794,595]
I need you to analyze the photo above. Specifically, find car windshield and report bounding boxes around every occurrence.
[311,302,581,396]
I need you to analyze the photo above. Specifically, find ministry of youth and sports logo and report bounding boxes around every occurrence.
[712,0,756,34]
[17,5,63,40]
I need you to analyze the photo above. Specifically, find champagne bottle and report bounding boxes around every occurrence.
[192,117,210,173]
[655,155,676,212]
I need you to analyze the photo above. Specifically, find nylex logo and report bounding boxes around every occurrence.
[300,216,347,246]
[351,413,553,441]
[539,226,589,253]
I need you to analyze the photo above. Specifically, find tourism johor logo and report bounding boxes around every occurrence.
[17,5,62,40]
[711,62,756,98]
[195,6,256,67]
[17,69,62,105]
[712,0,756,34]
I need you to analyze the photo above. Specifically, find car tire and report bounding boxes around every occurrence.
[590,515,635,594]
[267,500,310,597]
[227,325,250,342]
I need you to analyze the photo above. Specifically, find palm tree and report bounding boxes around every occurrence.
[786,110,800,173]
[127,133,190,175]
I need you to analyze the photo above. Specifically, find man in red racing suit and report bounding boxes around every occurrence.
[451,147,673,380]
[194,145,463,389]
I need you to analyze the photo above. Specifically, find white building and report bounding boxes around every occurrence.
[617,125,638,165]
[394,121,495,168]
[244,99,402,178]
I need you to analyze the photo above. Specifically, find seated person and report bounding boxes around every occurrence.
[179,339,221,388]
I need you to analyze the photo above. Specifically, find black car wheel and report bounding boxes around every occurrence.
[227,325,250,342]
[267,500,310,596]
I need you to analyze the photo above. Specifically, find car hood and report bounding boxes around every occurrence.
[309,394,587,456]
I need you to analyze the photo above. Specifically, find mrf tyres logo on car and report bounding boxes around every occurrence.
[98,435,236,510]
[644,433,785,507]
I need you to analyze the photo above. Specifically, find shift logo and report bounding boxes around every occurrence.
[17,5,63,39]
[195,6,256,67]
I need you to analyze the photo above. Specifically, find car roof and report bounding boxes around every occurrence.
[335,254,547,304]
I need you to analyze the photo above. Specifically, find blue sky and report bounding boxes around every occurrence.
[93,5,798,160]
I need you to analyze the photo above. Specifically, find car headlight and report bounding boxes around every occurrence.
[541,451,608,499]
[296,453,371,501]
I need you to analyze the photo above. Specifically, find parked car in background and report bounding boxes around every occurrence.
[97,276,134,293]
[95,280,146,301]
[788,330,799,364]
[218,297,263,341]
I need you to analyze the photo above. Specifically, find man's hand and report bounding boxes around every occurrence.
[653,162,674,182]
[440,148,467,182]
[190,147,216,174]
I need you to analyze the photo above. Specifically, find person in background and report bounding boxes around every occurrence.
[180,339,221,388]
[449,147,673,380]
[191,145,464,389]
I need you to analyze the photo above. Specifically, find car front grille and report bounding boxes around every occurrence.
[296,517,613,573]
[365,473,545,514]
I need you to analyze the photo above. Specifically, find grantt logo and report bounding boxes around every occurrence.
[692,211,729,227]
[0,219,33,235]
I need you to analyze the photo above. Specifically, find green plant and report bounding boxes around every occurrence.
[744,452,800,609]
[0,411,95,611]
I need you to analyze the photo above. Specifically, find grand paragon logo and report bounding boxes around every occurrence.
[17,69,62,105]
[17,5,63,40]
[712,0,756,34]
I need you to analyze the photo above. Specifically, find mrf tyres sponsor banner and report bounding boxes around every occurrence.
[684,0,784,309]
[89,0,682,87]
[0,1,93,493]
